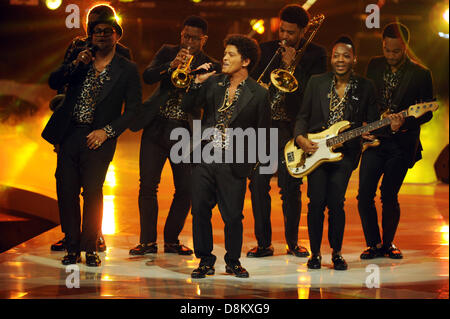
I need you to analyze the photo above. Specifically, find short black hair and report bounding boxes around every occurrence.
[333,35,355,54]
[279,4,310,29]
[224,34,260,73]
[382,22,410,43]
[183,15,208,34]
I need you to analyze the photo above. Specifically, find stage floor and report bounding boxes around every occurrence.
[0,114,448,300]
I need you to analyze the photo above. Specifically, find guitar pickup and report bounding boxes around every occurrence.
[287,152,295,163]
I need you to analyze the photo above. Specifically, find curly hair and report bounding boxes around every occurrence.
[223,34,260,73]
[279,4,310,29]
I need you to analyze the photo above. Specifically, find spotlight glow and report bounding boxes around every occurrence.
[444,8,449,23]
[45,0,62,10]
[251,19,265,34]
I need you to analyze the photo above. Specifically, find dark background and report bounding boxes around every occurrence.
[0,0,448,100]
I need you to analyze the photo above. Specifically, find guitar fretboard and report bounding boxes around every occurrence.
[326,110,408,147]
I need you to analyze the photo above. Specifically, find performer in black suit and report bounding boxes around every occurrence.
[294,36,379,270]
[248,4,327,258]
[128,16,220,256]
[182,34,271,278]
[49,4,132,253]
[42,9,141,266]
[358,23,434,260]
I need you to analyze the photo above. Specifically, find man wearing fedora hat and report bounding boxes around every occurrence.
[42,5,142,266]
[48,4,133,253]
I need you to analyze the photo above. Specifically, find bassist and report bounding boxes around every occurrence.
[294,36,379,270]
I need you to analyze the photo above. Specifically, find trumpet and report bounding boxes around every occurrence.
[269,14,325,93]
[171,47,194,88]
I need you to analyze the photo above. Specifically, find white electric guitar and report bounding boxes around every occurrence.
[284,101,439,178]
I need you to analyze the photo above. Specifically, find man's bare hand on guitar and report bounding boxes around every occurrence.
[295,135,318,155]
[388,113,405,132]
[361,122,376,140]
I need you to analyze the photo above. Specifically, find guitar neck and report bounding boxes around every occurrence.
[326,110,408,147]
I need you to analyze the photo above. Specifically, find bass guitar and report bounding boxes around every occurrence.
[284,101,439,178]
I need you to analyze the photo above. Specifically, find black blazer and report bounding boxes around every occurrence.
[251,39,327,122]
[294,72,379,165]
[42,53,142,161]
[366,56,434,167]
[182,74,271,178]
[49,37,132,94]
[129,44,220,132]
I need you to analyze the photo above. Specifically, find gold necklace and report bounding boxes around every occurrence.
[329,81,349,112]
[217,88,233,112]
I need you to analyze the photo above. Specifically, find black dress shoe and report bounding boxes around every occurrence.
[332,254,348,270]
[164,242,193,255]
[191,265,215,278]
[286,245,310,257]
[360,246,382,259]
[51,237,67,251]
[97,235,107,252]
[307,255,322,269]
[61,252,81,265]
[225,264,249,278]
[247,245,274,258]
[129,243,157,255]
[86,252,101,267]
[383,244,403,259]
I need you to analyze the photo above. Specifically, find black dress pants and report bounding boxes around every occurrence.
[191,163,246,266]
[357,139,409,248]
[249,120,302,249]
[138,118,191,244]
[306,151,357,255]
[56,126,114,252]
[249,148,302,249]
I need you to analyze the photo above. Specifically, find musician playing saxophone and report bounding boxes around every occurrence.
[247,4,327,259]
[293,36,379,270]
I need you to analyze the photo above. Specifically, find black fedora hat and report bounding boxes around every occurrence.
[87,5,122,38]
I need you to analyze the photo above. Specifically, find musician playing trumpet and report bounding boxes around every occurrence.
[128,16,219,257]
[247,4,327,259]
[293,36,379,270]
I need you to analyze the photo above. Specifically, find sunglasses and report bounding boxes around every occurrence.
[93,27,116,36]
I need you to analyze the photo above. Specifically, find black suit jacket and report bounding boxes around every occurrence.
[129,44,220,132]
[251,39,327,122]
[366,56,434,167]
[294,72,379,166]
[182,74,271,178]
[49,37,132,94]
[42,52,142,161]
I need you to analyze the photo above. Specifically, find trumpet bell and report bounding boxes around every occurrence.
[171,69,192,88]
[270,69,298,93]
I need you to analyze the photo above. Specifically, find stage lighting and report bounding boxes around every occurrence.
[191,0,203,3]
[45,0,62,10]
[429,2,449,39]
[251,19,265,34]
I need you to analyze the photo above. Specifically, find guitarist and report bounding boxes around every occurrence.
[358,23,434,260]
[294,36,379,270]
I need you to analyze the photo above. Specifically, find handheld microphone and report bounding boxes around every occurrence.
[277,40,287,53]
[189,64,219,75]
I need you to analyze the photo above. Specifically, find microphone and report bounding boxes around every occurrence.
[277,40,287,53]
[189,64,219,75]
